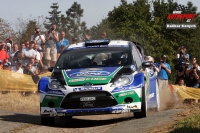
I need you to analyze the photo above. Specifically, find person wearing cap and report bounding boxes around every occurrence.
[3,62,11,71]
[157,55,171,90]
[56,31,69,58]
[0,41,10,65]
[11,60,23,74]
[145,56,159,76]
[5,43,12,52]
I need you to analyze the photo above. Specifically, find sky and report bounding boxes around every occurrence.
[0,0,199,29]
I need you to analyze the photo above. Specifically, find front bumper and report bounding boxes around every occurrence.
[41,103,141,117]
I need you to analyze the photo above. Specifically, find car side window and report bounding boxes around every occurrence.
[132,45,142,69]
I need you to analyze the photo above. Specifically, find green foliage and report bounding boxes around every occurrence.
[170,113,200,133]
[45,2,88,43]
[91,0,200,83]
[65,2,88,42]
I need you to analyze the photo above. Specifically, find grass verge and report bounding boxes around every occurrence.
[0,92,40,114]
[170,113,200,133]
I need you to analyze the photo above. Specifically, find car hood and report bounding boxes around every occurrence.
[62,66,123,86]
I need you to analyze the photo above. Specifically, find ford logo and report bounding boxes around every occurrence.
[83,82,93,87]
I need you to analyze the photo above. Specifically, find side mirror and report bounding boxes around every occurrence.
[142,62,151,67]
[48,67,54,72]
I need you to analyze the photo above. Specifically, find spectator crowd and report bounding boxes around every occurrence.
[0,23,86,77]
[145,46,200,104]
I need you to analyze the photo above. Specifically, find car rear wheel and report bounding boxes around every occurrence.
[41,117,55,125]
[134,86,147,118]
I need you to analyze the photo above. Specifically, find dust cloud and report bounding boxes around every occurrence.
[158,86,182,111]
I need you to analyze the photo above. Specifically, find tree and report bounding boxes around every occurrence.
[89,18,115,40]
[90,0,200,83]
[0,18,14,41]
[65,2,88,42]
[45,3,62,31]
[107,0,154,54]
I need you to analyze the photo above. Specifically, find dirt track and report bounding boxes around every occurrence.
[0,108,182,133]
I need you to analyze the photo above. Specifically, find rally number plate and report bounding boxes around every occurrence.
[80,97,96,101]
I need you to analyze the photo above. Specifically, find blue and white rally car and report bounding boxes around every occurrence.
[38,39,156,125]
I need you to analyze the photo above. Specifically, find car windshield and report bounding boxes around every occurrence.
[55,47,133,69]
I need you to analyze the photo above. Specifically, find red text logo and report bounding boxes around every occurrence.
[167,11,196,22]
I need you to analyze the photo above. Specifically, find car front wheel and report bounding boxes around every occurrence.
[134,86,147,118]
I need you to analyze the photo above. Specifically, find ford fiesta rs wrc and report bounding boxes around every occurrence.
[38,39,152,125]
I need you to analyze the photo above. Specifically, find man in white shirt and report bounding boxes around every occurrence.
[21,41,37,67]
[145,56,159,76]
[33,43,43,73]
[31,28,45,50]
[33,44,41,63]
[29,58,38,74]
[11,60,23,74]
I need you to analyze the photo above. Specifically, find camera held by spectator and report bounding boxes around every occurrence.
[177,46,189,61]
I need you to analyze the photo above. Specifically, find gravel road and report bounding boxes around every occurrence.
[0,109,182,133]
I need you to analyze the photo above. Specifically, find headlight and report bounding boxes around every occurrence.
[111,75,133,87]
[49,79,66,90]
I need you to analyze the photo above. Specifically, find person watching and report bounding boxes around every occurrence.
[25,41,29,48]
[175,46,189,67]
[83,33,90,41]
[178,78,185,86]
[186,60,200,88]
[3,62,11,71]
[175,61,189,84]
[145,56,159,76]
[31,28,45,51]
[45,23,59,67]
[101,32,107,39]
[72,37,77,44]
[11,60,23,74]
[56,31,69,58]
[13,42,26,64]
[157,55,171,90]
[21,41,37,67]
[0,41,9,64]
[9,44,19,66]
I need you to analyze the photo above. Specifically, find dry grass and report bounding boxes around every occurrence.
[0,91,40,114]
[146,103,200,133]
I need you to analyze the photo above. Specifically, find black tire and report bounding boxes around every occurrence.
[134,86,147,118]
[41,117,55,125]
[60,116,73,120]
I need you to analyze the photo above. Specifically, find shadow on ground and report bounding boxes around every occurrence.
[0,113,133,128]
